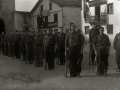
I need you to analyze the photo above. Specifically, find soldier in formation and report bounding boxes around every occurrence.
[65,23,84,77]
[94,27,111,75]
[113,30,120,72]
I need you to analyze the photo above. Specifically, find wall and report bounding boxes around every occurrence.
[63,7,81,33]
[0,0,15,31]
[15,12,32,31]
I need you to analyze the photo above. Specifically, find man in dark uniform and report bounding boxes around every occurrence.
[15,30,21,59]
[4,30,9,56]
[58,28,66,65]
[34,30,44,67]
[20,31,26,61]
[94,27,111,75]
[78,29,85,62]
[89,24,100,65]
[26,30,35,64]
[8,30,12,57]
[113,30,120,72]
[0,31,5,54]
[65,23,84,77]
[11,31,15,59]
[45,28,55,70]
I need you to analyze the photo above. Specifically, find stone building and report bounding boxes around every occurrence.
[0,0,15,33]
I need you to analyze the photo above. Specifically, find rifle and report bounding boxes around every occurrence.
[44,44,48,70]
[64,45,68,77]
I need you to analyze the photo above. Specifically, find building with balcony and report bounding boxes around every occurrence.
[87,0,120,44]
[31,0,82,33]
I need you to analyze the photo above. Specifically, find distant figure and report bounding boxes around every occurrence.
[113,30,120,72]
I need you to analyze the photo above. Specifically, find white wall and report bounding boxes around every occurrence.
[89,0,120,45]
[63,7,81,32]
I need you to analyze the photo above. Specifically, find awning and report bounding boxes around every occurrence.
[89,0,107,7]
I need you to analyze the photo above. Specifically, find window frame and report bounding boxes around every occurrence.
[54,13,58,22]
[85,26,89,34]
[107,3,113,14]
[41,5,43,12]
[49,2,52,10]
[107,24,113,34]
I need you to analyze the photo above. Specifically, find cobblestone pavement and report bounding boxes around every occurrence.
[0,44,120,90]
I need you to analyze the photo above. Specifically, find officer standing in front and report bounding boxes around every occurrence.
[94,27,111,75]
[58,27,66,65]
[45,28,55,70]
[113,30,120,72]
[65,23,83,77]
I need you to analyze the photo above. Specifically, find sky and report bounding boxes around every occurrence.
[15,0,38,12]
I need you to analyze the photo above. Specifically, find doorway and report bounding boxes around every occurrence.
[0,18,5,34]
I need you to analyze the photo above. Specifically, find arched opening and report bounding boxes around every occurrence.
[0,17,5,34]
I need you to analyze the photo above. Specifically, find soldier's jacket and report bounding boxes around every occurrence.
[94,34,111,47]
[89,28,99,44]
[54,33,58,45]
[15,34,21,43]
[113,32,120,50]
[44,34,48,45]
[65,31,83,47]
[45,34,55,45]
[35,35,44,46]
[0,35,4,44]
[3,34,9,44]
[26,35,35,46]
[58,32,66,43]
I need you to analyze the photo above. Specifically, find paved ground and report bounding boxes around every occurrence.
[0,44,120,90]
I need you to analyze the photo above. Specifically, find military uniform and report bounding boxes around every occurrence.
[4,33,9,56]
[45,32,55,70]
[89,26,100,65]
[26,34,35,64]
[20,32,26,61]
[11,31,15,58]
[58,32,66,65]
[34,32,44,67]
[0,34,5,54]
[65,31,83,77]
[113,32,120,71]
[94,33,111,75]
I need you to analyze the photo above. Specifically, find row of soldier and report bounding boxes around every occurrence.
[0,27,85,71]
[1,22,119,78]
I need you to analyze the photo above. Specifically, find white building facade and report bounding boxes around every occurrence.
[88,0,120,44]
[31,0,82,33]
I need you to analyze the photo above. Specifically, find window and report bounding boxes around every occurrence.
[49,3,52,10]
[45,16,48,23]
[54,14,58,22]
[85,26,89,34]
[41,5,43,12]
[95,6,100,21]
[24,15,27,24]
[85,11,89,22]
[107,3,113,14]
[107,24,113,34]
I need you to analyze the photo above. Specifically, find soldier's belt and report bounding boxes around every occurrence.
[97,46,107,48]
[69,43,80,46]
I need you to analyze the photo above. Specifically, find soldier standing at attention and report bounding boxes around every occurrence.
[11,31,15,59]
[4,30,9,56]
[26,31,35,64]
[54,29,58,59]
[78,29,85,62]
[89,24,100,65]
[34,30,44,67]
[58,27,66,65]
[65,23,84,77]
[45,28,55,70]
[0,31,5,54]
[15,30,21,59]
[113,30,120,72]
[94,27,111,75]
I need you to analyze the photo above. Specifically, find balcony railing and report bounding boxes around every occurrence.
[89,15,107,25]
